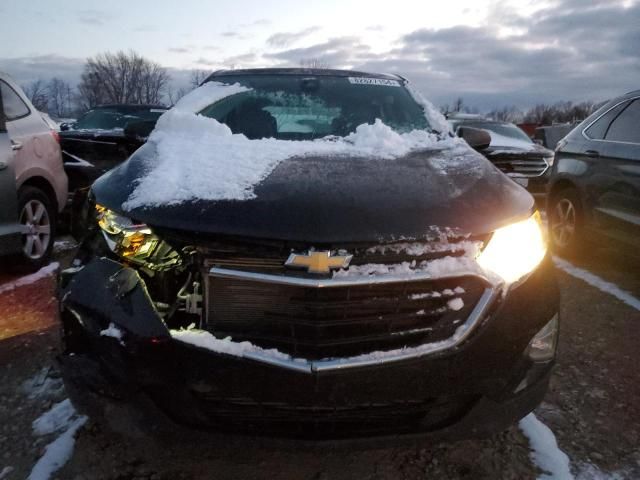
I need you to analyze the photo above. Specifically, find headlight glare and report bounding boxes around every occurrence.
[477,211,547,284]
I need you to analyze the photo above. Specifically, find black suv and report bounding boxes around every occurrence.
[59,69,558,443]
[60,104,168,195]
[549,90,640,254]
[449,115,555,202]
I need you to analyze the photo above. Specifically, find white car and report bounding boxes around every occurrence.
[0,72,68,269]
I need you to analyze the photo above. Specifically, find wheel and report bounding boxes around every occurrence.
[15,186,55,271]
[549,188,583,256]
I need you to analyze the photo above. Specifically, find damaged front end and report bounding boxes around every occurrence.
[59,199,559,443]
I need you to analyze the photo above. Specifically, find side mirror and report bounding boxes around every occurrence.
[457,126,491,150]
[60,122,70,131]
[124,120,156,140]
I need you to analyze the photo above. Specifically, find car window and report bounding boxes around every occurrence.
[73,108,165,130]
[604,99,640,144]
[199,75,429,140]
[0,80,30,120]
[584,100,630,140]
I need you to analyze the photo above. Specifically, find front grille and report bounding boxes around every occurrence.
[187,391,478,439]
[205,274,486,360]
[489,155,549,177]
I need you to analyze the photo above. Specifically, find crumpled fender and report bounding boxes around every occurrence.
[60,257,170,339]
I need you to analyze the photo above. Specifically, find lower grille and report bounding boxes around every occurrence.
[490,155,549,177]
[205,275,486,360]
[188,392,478,439]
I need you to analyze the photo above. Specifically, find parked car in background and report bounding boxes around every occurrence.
[0,72,67,269]
[0,109,22,259]
[549,90,640,255]
[60,68,558,443]
[535,123,577,150]
[59,104,168,195]
[449,114,555,202]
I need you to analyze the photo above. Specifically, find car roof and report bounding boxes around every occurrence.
[205,68,405,82]
[93,104,168,110]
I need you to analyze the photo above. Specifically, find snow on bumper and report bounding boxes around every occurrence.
[58,256,559,440]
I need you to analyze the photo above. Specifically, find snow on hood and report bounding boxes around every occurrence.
[123,81,463,210]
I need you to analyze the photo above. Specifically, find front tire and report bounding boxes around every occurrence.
[15,186,55,271]
[549,188,583,256]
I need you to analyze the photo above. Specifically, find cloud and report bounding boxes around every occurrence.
[265,36,372,67]
[168,46,195,54]
[266,26,321,48]
[2,0,637,111]
[77,9,115,26]
[0,55,85,86]
[239,18,271,28]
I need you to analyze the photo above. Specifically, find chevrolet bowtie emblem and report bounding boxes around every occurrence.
[285,250,353,274]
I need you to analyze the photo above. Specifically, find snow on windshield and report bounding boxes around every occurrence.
[123,81,465,209]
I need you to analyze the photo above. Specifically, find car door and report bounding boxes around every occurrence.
[0,94,22,256]
[0,78,36,186]
[586,97,640,246]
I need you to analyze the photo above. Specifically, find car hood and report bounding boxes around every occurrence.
[484,144,553,157]
[92,142,534,244]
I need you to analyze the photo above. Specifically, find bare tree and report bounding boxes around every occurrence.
[47,78,75,118]
[77,51,169,108]
[487,105,524,123]
[299,58,331,69]
[22,80,49,111]
[189,70,209,88]
[452,97,464,113]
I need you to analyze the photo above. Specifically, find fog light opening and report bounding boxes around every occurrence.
[527,314,559,362]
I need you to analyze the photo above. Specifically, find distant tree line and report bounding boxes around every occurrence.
[442,97,602,126]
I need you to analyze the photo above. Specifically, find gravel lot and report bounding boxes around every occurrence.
[1,239,639,480]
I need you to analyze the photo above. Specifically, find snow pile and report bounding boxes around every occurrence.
[333,255,498,284]
[28,400,87,480]
[447,298,464,311]
[100,323,124,343]
[367,240,482,257]
[123,81,462,209]
[171,327,302,363]
[0,262,59,295]
[519,413,574,480]
[553,257,640,311]
[32,399,77,436]
[21,368,64,400]
[405,83,451,134]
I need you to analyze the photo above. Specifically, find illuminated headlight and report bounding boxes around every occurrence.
[476,211,547,284]
[96,204,159,260]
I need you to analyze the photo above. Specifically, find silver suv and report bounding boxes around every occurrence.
[0,72,68,269]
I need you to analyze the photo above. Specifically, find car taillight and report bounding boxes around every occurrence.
[51,130,60,144]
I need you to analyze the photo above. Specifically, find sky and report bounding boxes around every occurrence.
[0,0,638,111]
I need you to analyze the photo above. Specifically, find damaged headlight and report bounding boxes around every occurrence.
[96,204,160,261]
[476,211,547,284]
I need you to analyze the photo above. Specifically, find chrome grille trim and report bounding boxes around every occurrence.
[490,157,549,178]
[209,266,494,288]
[206,267,499,372]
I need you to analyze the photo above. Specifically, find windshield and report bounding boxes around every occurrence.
[198,75,429,140]
[73,107,166,130]
[463,121,532,143]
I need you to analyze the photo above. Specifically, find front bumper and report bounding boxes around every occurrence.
[58,256,559,443]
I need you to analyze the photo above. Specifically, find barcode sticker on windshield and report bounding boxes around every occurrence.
[348,77,401,87]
